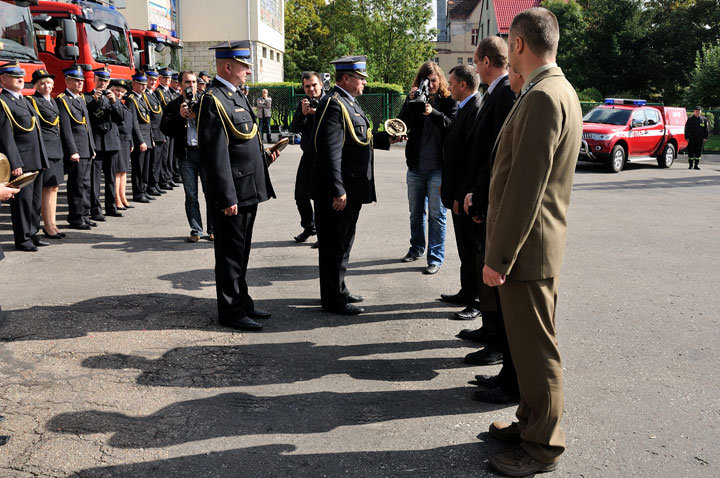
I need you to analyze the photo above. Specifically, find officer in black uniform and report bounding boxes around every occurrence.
[85,67,124,218]
[156,67,179,190]
[126,71,154,203]
[143,67,166,197]
[57,66,96,229]
[0,61,49,250]
[197,40,279,331]
[685,106,709,170]
[313,55,394,315]
[108,79,142,210]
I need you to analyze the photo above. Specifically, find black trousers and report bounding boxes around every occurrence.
[213,203,258,320]
[294,157,315,231]
[687,139,703,159]
[9,171,42,247]
[149,140,166,190]
[451,211,480,300]
[66,158,92,224]
[315,199,361,307]
[160,138,174,186]
[98,151,119,214]
[131,147,151,200]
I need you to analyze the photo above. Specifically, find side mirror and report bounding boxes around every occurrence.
[62,18,78,44]
[154,42,166,53]
[60,45,80,59]
[133,51,142,69]
[90,20,107,32]
[631,121,644,128]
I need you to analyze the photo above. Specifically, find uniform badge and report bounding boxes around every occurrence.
[235,108,245,112]
[227,92,233,97]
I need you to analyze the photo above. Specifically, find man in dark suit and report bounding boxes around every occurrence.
[438,64,484,319]
[162,71,213,243]
[482,8,583,475]
[457,37,519,404]
[0,61,49,250]
[197,40,280,331]
[125,72,153,203]
[85,67,124,219]
[143,67,166,198]
[57,66,96,229]
[312,56,394,315]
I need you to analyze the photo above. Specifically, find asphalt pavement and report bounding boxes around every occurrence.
[0,146,719,477]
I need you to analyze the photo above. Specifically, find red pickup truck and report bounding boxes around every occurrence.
[579,99,688,172]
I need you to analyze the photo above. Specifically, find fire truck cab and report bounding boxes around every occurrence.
[579,99,688,173]
[0,0,45,95]
[131,25,182,70]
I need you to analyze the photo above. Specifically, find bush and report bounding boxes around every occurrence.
[577,87,602,102]
[686,111,715,133]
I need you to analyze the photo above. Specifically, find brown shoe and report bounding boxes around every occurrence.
[489,421,522,444]
[489,447,558,476]
[207,233,214,241]
[186,235,200,243]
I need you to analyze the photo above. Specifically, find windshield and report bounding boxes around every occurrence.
[0,3,39,62]
[147,40,182,70]
[583,108,632,126]
[81,3,133,66]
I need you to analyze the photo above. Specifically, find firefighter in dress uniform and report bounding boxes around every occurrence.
[685,105,709,170]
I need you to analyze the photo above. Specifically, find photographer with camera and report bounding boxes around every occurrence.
[161,71,213,243]
[397,61,457,275]
[289,71,326,245]
[85,67,125,219]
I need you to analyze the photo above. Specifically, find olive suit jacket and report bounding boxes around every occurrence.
[485,66,582,280]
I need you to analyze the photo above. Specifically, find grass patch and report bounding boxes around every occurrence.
[705,134,720,152]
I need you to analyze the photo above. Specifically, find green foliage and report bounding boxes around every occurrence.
[686,42,720,109]
[687,110,715,133]
[704,134,720,151]
[577,87,602,102]
[543,0,586,88]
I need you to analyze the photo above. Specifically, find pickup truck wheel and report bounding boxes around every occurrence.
[609,144,626,173]
[657,143,675,168]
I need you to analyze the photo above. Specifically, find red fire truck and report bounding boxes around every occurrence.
[0,0,45,94]
[131,25,182,70]
[29,0,137,94]
[579,98,688,173]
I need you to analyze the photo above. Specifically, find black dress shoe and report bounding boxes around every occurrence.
[16,244,39,252]
[31,236,50,247]
[123,203,135,208]
[134,197,150,203]
[91,214,106,222]
[247,308,271,319]
[469,373,501,388]
[69,222,91,230]
[0,436,9,446]
[465,346,503,366]
[294,228,316,243]
[401,253,421,263]
[106,211,124,217]
[346,294,364,303]
[472,386,520,404]
[311,241,319,249]
[440,292,475,305]
[148,190,162,196]
[85,219,98,227]
[323,303,364,315]
[219,316,263,331]
[42,228,63,239]
[452,306,481,320]
[457,327,491,344]
[145,194,157,200]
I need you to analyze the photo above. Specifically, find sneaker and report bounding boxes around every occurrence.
[401,253,421,263]
[424,264,440,275]
[489,446,558,476]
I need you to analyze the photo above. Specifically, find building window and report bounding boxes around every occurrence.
[270,50,275,60]
[263,47,267,58]
[471,28,479,45]
[481,25,484,38]
[487,19,490,36]
[457,57,463,65]
[277,53,281,62]
[468,57,473,64]
[486,0,489,10]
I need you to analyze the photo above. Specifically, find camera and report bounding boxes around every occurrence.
[101,89,112,97]
[309,98,319,109]
[409,77,429,113]
[183,86,198,112]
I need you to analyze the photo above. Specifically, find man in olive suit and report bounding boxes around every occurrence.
[481,8,582,476]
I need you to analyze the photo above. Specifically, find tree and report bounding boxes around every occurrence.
[284,0,331,81]
[686,42,720,108]
[543,0,586,89]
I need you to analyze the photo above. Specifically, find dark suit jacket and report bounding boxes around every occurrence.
[56,90,95,159]
[161,95,194,159]
[28,93,63,160]
[440,91,483,209]
[197,77,275,210]
[467,76,516,217]
[0,89,48,171]
[125,91,154,148]
[85,90,124,152]
[398,93,457,169]
[290,93,324,159]
[312,86,390,205]
[485,66,583,280]
[144,90,166,143]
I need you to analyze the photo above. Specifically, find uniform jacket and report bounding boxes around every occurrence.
[117,99,143,146]
[467,76,516,218]
[0,89,48,171]
[144,89,166,143]
[125,91,154,148]
[485,66,582,280]
[397,93,457,170]
[256,96,272,118]
[197,77,275,209]
[85,90,124,152]
[56,90,95,159]
[312,86,391,205]
[440,91,483,209]
[28,92,63,160]
[685,115,709,143]
[155,85,178,108]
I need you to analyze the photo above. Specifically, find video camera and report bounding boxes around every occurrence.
[408,77,429,114]
[183,86,198,112]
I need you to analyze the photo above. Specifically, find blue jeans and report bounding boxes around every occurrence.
[179,148,213,237]
[406,168,446,265]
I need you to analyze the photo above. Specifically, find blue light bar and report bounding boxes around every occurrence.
[604,98,647,106]
[150,23,158,31]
